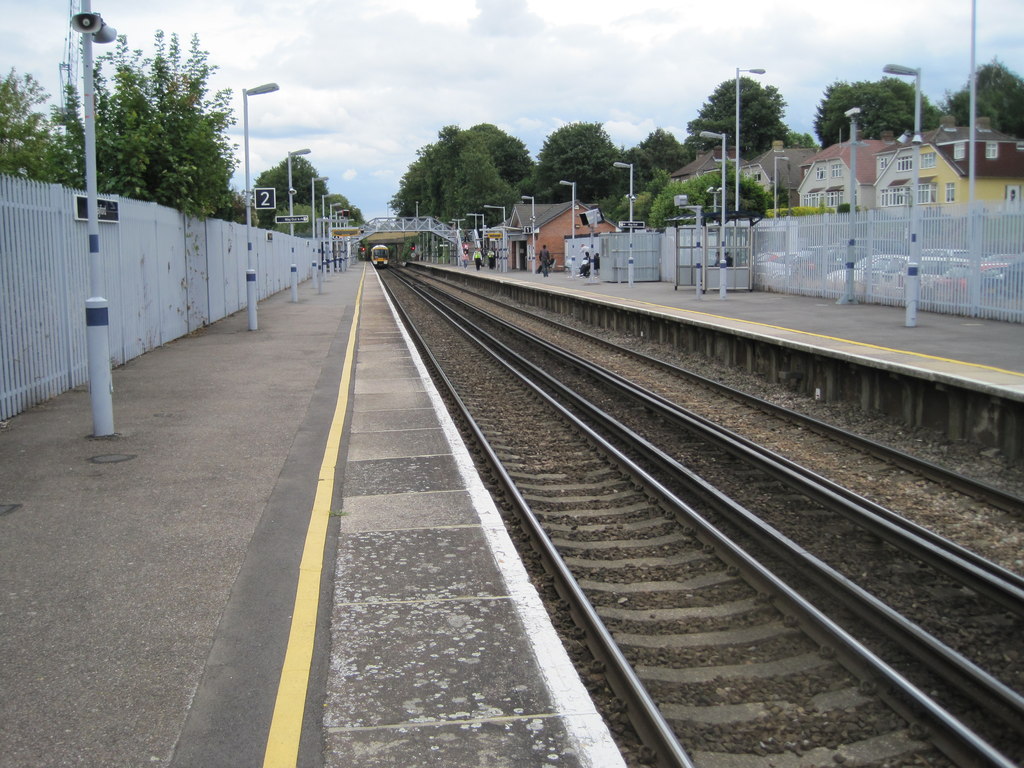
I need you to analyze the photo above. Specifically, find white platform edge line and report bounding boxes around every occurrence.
[375,272,627,767]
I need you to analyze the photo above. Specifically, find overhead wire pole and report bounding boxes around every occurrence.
[71,1,117,436]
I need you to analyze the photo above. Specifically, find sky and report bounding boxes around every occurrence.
[5,0,1023,220]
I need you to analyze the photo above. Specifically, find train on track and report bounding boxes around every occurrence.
[370,244,390,268]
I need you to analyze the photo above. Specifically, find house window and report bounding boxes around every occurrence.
[830,161,842,178]
[815,165,826,180]
[878,156,889,172]
[945,182,956,203]
[917,183,937,204]
[986,141,998,159]
[921,152,936,169]
[954,142,966,160]
[896,155,913,172]
[880,186,908,207]
[826,190,843,207]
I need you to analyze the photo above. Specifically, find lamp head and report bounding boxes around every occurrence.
[245,83,279,97]
[883,64,918,77]
[289,148,311,157]
[613,162,631,169]
[559,180,574,187]
[700,130,725,140]
[749,68,766,75]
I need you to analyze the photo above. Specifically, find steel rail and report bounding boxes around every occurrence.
[385,270,1019,767]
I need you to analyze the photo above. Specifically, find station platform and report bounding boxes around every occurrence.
[0,265,622,768]
[424,262,1024,397]
[1,260,1020,767]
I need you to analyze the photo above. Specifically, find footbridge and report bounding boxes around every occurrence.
[359,216,460,245]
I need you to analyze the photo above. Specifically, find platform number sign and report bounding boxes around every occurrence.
[253,187,276,210]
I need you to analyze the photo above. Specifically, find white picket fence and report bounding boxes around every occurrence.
[1,174,315,420]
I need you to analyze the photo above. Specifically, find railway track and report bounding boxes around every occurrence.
[378,267,1023,767]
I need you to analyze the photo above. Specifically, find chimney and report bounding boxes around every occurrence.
[978,116,992,132]
[940,115,956,132]
[772,140,784,152]
[881,130,895,143]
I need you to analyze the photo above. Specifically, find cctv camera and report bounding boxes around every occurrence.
[844,107,862,117]
[288,188,297,196]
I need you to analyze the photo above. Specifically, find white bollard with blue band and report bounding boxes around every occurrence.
[86,296,114,435]
[905,261,919,327]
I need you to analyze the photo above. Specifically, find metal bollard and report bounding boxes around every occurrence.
[905,262,919,327]
[290,264,298,303]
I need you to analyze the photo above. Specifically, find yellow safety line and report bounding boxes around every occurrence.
[263,268,366,767]
[566,286,1024,380]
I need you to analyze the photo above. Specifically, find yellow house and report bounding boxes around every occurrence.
[873,117,1024,209]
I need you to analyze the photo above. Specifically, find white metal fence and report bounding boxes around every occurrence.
[753,205,1024,323]
[1,174,315,420]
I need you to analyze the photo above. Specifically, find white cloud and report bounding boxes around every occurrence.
[3,0,1022,219]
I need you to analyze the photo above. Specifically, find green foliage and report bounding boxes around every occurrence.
[94,32,237,219]
[390,123,529,222]
[0,69,57,180]
[535,122,619,202]
[785,129,818,149]
[686,78,788,159]
[765,206,833,218]
[814,78,942,145]
[942,59,1024,138]
[647,163,770,228]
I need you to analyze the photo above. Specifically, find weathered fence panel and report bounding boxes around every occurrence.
[1,175,314,421]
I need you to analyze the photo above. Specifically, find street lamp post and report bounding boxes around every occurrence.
[310,176,327,278]
[71,2,117,436]
[243,81,279,331]
[286,148,311,237]
[558,180,577,278]
[521,195,536,273]
[772,155,789,216]
[735,67,766,215]
[613,162,635,286]
[699,131,728,298]
[839,108,862,305]
[883,63,923,327]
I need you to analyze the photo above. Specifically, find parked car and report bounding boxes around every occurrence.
[981,258,1024,299]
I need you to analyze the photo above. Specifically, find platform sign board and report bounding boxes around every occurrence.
[331,228,361,237]
[254,188,277,210]
[74,196,119,223]
[486,231,503,240]
[274,215,308,224]
[621,221,646,229]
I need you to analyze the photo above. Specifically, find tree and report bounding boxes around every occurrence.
[686,78,787,159]
[0,69,55,180]
[785,129,817,149]
[94,32,236,219]
[391,124,532,222]
[647,164,770,228]
[942,59,1024,138]
[253,155,330,233]
[535,122,619,203]
[813,78,941,146]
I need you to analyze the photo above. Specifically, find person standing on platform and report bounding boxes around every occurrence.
[473,247,484,270]
[488,248,496,270]
[539,245,552,277]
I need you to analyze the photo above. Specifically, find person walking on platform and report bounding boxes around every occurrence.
[539,245,552,277]
[473,247,483,271]
[488,248,496,270]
